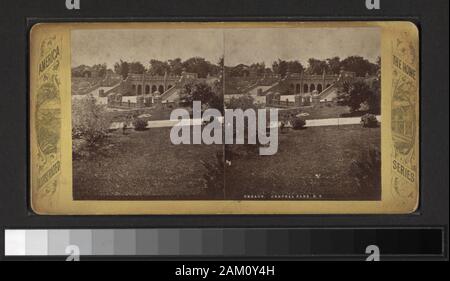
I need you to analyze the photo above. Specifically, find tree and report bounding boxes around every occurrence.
[148,59,170,75]
[326,56,341,75]
[180,82,221,109]
[72,96,109,146]
[114,60,129,79]
[217,56,224,68]
[340,56,378,77]
[182,57,217,78]
[272,59,288,77]
[225,95,260,111]
[72,65,86,77]
[286,60,305,74]
[128,61,146,74]
[249,62,266,76]
[367,78,381,114]
[337,80,380,113]
[168,58,184,75]
[306,58,329,75]
[92,63,107,77]
[210,77,224,113]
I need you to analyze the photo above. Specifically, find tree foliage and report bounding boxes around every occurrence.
[340,56,379,77]
[225,95,260,111]
[114,60,129,79]
[148,57,220,78]
[148,59,171,75]
[72,64,107,78]
[72,96,109,146]
[182,57,220,78]
[337,80,380,114]
[272,59,305,77]
[306,58,329,75]
[305,56,379,76]
[180,82,222,111]
[128,61,146,74]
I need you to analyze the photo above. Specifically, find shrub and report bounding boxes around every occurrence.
[290,117,306,130]
[201,152,224,198]
[361,113,378,128]
[72,96,109,146]
[351,148,381,197]
[133,118,147,131]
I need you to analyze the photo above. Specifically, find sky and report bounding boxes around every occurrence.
[224,27,380,66]
[71,29,224,68]
[71,27,380,69]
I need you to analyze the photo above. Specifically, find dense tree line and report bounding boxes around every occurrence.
[306,56,380,76]
[226,56,380,78]
[72,63,108,78]
[112,57,222,79]
[74,55,379,80]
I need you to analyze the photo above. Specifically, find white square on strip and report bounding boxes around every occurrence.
[5,230,26,256]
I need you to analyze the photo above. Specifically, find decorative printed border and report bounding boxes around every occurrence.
[390,29,419,206]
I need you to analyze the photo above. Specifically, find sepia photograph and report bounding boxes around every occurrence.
[222,27,381,200]
[71,28,225,200]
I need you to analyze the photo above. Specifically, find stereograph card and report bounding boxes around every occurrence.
[29,22,419,214]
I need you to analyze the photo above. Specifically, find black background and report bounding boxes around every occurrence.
[0,0,448,261]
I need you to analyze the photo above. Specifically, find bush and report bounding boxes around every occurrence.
[201,152,224,199]
[351,148,381,197]
[290,117,306,130]
[132,118,147,131]
[361,113,378,128]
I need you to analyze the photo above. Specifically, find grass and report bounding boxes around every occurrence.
[103,107,183,123]
[278,104,366,120]
[73,127,222,200]
[225,124,381,200]
[73,123,380,201]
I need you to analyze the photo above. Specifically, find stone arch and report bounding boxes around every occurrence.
[145,85,150,94]
[317,84,323,93]
[303,84,309,93]
[158,85,164,93]
[296,84,301,93]
[310,84,315,92]
[152,85,157,93]
[137,85,142,95]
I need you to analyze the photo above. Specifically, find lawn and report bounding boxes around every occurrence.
[73,127,222,200]
[73,123,380,201]
[278,104,367,120]
[225,124,381,200]
[103,106,184,123]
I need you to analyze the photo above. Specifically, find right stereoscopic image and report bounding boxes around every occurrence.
[223,27,381,201]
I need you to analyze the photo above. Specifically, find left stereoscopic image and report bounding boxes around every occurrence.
[71,29,225,200]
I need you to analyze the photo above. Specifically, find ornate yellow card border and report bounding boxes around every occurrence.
[29,22,419,214]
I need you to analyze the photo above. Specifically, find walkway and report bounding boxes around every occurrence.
[109,115,381,130]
